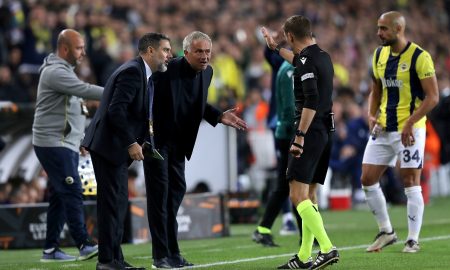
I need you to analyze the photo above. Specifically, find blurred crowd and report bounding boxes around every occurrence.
[1,0,450,205]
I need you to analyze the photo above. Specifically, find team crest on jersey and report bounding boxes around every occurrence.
[399,62,409,72]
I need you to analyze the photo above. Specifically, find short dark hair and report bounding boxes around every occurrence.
[282,15,312,40]
[138,33,170,53]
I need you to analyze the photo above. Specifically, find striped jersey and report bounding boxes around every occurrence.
[372,42,435,131]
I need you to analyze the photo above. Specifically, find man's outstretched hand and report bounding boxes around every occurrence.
[220,107,247,131]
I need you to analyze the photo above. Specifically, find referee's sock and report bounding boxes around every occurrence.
[297,203,318,262]
[297,200,333,253]
[257,226,271,234]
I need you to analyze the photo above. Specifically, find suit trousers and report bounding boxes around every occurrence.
[143,143,186,259]
[90,151,128,263]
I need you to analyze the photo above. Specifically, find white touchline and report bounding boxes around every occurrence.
[191,234,450,268]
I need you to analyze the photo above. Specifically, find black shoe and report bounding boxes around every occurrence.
[121,260,147,270]
[152,257,172,269]
[252,230,279,247]
[311,247,339,270]
[169,254,194,267]
[277,254,312,269]
[96,261,125,270]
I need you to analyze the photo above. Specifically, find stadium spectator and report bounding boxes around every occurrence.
[8,185,28,204]
[0,1,448,110]
[361,11,439,253]
[429,83,450,165]
[0,182,12,203]
[32,29,102,263]
[127,168,139,199]
[330,101,368,203]
[0,65,31,102]
[0,136,5,151]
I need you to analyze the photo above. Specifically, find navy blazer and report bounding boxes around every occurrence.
[152,57,222,160]
[83,57,149,165]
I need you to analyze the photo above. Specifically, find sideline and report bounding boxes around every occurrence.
[191,234,450,268]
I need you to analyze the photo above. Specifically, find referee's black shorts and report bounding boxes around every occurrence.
[286,126,331,185]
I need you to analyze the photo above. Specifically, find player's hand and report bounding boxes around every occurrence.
[368,115,378,132]
[290,137,304,158]
[128,143,144,161]
[260,27,277,50]
[401,120,415,147]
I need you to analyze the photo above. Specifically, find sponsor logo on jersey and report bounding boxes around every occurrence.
[300,57,307,64]
[381,77,403,88]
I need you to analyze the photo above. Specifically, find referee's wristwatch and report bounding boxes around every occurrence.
[295,130,306,137]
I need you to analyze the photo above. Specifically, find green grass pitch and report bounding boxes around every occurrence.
[1,197,449,269]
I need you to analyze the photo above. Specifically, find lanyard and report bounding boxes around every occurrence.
[147,76,154,136]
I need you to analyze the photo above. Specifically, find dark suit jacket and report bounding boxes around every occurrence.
[83,57,149,165]
[152,57,222,160]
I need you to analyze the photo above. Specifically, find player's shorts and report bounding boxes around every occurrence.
[286,127,331,185]
[362,127,425,168]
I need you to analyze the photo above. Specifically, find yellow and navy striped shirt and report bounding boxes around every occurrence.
[372,42,435,131]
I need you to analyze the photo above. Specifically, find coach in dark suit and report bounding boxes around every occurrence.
[82,33,172,270]
[144,31,247,269]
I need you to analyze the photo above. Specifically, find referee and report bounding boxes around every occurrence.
[262,15,339,270]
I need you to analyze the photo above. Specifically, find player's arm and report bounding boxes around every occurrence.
[368,48,382,131]
[404,51,439,126]
[261,27,294,64]
[405,77,439,126]
[368,78,382,131]
[401,52,439,146]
